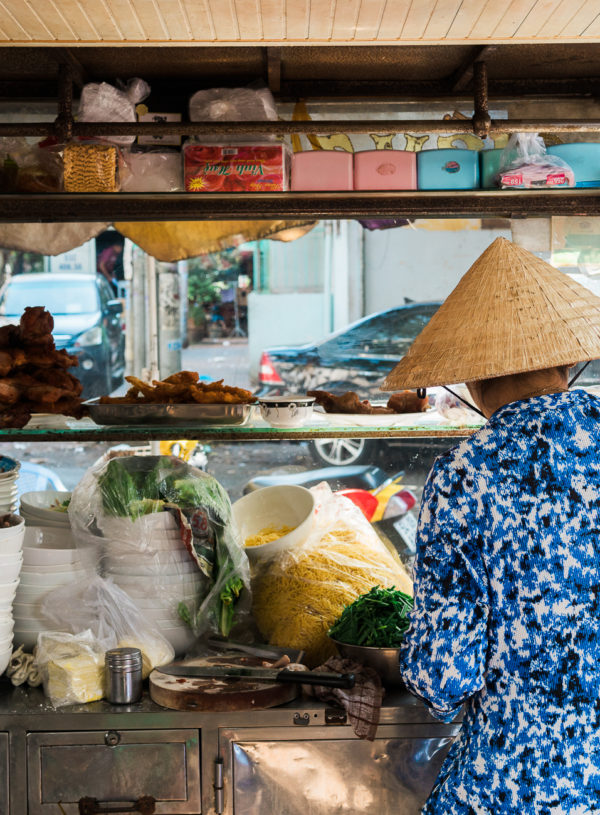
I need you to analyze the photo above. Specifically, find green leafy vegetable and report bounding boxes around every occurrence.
[98,458,141,517]
[219,575,245,637]
[328,585,414,648]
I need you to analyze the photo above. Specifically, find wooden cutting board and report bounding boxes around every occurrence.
[149,654,298,711]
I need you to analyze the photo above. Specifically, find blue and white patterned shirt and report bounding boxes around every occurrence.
[400,389,600,814]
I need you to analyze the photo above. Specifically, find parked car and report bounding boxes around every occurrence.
[0,272,125,398]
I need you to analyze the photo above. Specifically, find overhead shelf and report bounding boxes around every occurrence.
[2,190,600,222]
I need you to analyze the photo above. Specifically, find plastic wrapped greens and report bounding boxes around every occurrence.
[68,455,250,650]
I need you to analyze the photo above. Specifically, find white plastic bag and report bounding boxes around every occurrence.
[498,133,574,188]
[189,86,277,122]
[35,629,105,707]
[78,78,150,145]
[40,575,174,679]
[251,482,413,666]
[120,150,183,192]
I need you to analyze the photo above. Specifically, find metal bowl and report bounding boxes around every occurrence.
[329,638,403,687]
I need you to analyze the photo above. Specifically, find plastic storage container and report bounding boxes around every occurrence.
[546,143,600,187]
[291,150,353,191]
[354,150,416,190]
[479,148,504,189]
[417,148,479,190]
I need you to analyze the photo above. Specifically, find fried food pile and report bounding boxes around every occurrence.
[0,306,85,428]
[99,370,256,405]
[307,389,428,415]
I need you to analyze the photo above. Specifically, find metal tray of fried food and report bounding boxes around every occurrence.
[85,399,254,426]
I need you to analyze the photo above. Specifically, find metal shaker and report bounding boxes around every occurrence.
[105,647,143,704]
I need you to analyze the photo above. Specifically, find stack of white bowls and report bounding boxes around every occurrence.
[101,512,205,655]
[0,515,25,674]
[19,491,72,529]
[0,456,20,515]
[13,527,97,651]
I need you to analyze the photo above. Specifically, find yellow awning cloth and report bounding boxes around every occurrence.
[114,220,317,262]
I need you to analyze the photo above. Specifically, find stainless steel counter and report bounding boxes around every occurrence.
[0,679,461,815]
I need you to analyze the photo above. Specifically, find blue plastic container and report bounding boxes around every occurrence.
[546,143,600,187]
[417,149,479,190]
[479,148,504,189]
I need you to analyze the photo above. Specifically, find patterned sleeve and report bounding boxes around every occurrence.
[399,455,489,723]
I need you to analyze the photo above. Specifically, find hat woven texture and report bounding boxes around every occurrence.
[382,236,600,391]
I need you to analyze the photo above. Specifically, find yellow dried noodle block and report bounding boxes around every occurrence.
[64,143,118,192]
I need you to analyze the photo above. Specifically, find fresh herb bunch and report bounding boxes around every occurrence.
[328,585,414,648]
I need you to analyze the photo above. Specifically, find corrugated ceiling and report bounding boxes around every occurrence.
[0,0,598,45]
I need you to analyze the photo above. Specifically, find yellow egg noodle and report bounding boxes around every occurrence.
[252,527,413,666]
[244,524,296,548]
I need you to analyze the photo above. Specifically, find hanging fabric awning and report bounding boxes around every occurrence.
[113,220,317,262]
[0,222,109,255]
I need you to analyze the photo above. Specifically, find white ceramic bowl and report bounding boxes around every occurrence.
[22,527,82,566]
[0,557,22,582]
[19,569,93,587]
[21,514,70,528]
[11,617,46,630]
[0,577,20,601]
[112,578,203,599]
[0,534,25,555]
[12,631,38,650]
[20,490,71,515]
[158,624,197,656]
[104,548,194,568]
[0,633,13,651]
[0,645,13,674]
[103,535,186,555]
[101,512,179,543]
[258,395,315,428]
[232,484,315,562]
[12,600,43,617]
[104,560,198,577]
[0,617,14,638]
[0,549,23,563]
[0,515,24,538]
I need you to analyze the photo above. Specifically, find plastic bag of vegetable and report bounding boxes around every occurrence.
[251,482,413,666]
[68,454,251,646]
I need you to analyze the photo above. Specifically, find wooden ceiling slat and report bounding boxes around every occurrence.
[128,0,170,40]
[151,0,194,40]
[105,0,146,39]
[332,0,362,40]
[260,0,286,40]
[2,1,56,40]
[207,0,240,41]
[181,0,216,40]
[470,1,512,39]
[376,0,413,40]
[559,0,600,36]
[233,0,263,42]
[37,0,80,40]
[513,0,564,37]
[424,0,464,40]
[56,0,100,40]
[581,10,600,35]
[71,0,123,40]
[401,0,437,40]
[536,0,588,36]
[283,0,310,40]
[355,0,388,40]
[446,0,486,39]
[493,0,540,39]
[308,0,335,40]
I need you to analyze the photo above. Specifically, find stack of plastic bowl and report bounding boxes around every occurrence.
[0,456,20,515]
[12,527,97,651]
[0,515,25,674]
[19,491,72,529]
[101,512,204,655]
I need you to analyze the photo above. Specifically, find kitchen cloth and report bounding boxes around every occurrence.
[6,644,43,687]
[303,656,384,741]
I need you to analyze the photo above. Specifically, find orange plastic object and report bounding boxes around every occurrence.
[336,489,379,521]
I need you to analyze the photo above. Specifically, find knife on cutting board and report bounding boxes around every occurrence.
[156,663,355,688]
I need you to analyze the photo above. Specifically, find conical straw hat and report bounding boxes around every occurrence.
[381,236,600,391]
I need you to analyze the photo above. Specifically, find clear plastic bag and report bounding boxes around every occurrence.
[35,629,105,707]
[39,575,175,679]
[78,78,151,145]
[189,86,277,122]
[0,137,63,192]
[120,149,183,192]
[68,455,251,648]
[251,482,413,666]
[498,133,574,188]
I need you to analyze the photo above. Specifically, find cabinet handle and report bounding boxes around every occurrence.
[78,796,156,815]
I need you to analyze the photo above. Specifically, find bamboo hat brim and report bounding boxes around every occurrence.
[381,236,600,391]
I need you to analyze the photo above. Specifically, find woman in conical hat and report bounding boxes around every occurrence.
[383,237,600,814]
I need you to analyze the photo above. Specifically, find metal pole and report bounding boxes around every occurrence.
[146,254,160,382]
[472,62,491,138]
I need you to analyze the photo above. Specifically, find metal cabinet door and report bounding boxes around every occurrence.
[0,732,8,814]
[27,729,201,815]
[219,723,458,815]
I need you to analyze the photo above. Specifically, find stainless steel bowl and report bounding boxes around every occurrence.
[329,638,403,687]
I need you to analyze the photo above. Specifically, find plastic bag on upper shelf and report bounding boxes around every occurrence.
[78,78,151,145]
[68,454,251,649]
[34,629,105,707]
[120,149,183,192]
[0,137,63,192]
[189,86,278,123]
[250,482,413,667]
[497,132,575,188]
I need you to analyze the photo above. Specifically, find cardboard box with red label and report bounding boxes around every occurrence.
[184,143,289,192]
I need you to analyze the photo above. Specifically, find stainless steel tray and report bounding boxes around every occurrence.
[86,399,254,426]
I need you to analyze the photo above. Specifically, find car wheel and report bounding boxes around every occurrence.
[308,438,380,467]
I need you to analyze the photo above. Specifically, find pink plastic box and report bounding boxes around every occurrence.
[291,150,353,191]
[354,150,417,190]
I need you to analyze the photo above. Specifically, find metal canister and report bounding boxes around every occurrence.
[105,647,143,704]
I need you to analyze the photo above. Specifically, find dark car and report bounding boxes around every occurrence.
[0,272,125,398]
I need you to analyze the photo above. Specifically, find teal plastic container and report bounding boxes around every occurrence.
[417,149,479,190]
[546,143,600,187]
[479,148,504,189]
